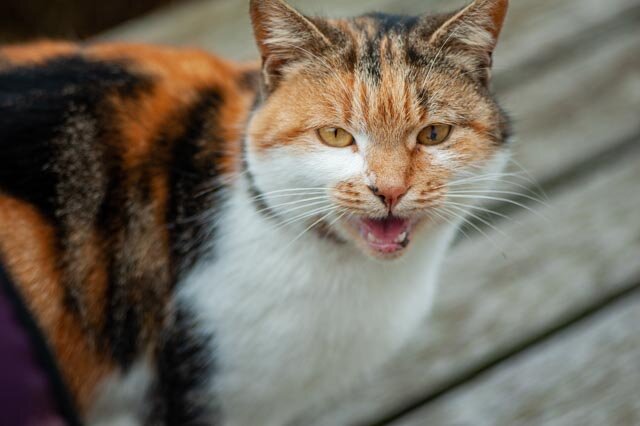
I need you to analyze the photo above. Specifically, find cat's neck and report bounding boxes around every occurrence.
[174,173,459,424]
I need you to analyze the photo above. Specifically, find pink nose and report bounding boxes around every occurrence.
[370,185,408,210]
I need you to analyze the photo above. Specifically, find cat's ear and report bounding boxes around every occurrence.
[426,0,508,83]
[250,0,332,92]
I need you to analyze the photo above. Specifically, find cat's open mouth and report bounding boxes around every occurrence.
[356,216,412,254]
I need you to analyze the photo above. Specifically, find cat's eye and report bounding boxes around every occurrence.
[317,127,354,148]
[417,124,453,146]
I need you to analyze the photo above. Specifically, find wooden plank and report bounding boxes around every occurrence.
[393,292,640,426]
[303,140,640,426]
[502,21,640,185]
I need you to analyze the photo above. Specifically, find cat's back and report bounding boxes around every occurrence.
[0,40,257,218]
[0,40,258,413]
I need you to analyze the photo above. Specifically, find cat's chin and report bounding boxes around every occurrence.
[345,215,420,260]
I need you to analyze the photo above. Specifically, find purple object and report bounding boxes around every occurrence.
[0,264,78,426]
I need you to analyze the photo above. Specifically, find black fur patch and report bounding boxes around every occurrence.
[364,12,419,33]
[99,152,139,366]
[150,306,218,425]
[166,88,225,282]
[0,55,150,221]
[237,69,260,93]
[359,32,383,84]
[242,160,278,223]
[353,14,422,84]
[0,55,158,367]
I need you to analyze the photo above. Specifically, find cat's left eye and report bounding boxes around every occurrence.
[417,124,453,146]
[317,127,354,148]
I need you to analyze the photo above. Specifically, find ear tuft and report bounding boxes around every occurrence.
[250,0,331,92]
[428,0,509,83]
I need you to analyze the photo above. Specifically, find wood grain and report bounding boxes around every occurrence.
[502,22,640,185]
[393,292,640,426]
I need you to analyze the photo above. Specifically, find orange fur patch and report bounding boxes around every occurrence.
[0,196,113,412]
[0,40,77,65]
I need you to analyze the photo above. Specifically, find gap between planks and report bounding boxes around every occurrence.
[375,280,640,425]
[392,285,640,425]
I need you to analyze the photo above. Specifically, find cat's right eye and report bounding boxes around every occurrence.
[417,124,453,146]
[317,127,354,148]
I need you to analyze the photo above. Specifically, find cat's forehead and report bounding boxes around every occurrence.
[293,15,483,130]
[313,13,462,87]
[327,12,444,39]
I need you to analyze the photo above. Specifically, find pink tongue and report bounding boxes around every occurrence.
[360,216,408,244]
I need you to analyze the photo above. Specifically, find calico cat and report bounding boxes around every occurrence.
[0,0,511,424]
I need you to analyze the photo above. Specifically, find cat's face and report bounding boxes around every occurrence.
[246,0,510,260]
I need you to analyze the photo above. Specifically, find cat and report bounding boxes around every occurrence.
[0,0,511,424]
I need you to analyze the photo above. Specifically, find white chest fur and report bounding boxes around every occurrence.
[177,185,457,426]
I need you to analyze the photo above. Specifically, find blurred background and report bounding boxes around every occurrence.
[2,0,639,425]
[0,0,179,42]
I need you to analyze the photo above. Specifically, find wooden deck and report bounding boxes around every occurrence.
[105,0,640,424]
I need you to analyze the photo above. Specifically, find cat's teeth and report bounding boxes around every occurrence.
[367,233,376,243]
[395,232,407,243]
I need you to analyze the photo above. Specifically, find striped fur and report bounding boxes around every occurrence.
[0,0,510,424]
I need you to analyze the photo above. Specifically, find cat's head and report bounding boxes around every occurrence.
[245,0,511,260]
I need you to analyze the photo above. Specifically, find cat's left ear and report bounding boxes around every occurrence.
[250,0,332,92]
[426,0,508,84]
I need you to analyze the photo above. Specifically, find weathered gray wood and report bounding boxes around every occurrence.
[304,140,640,426]
[503,22,640,185]
[393,292,640,426]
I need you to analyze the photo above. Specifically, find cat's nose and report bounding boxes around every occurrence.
[369,185,408,211]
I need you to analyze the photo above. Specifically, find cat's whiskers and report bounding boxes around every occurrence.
[444,193,547,220]
[507,157,549,201]
[283,208,347,250]
[445,176,541,199]
[174,188,331,228]
[257,197,330,217]
[446,188,549,207]
[437,205,506,255]
[257,195,330,209]
[440,200,514,223]
[249,187,327,201]
[428,208,473,242]
[440,202,510,240]
[447,172,532,189]
[192,171,251,199]
[272,204,336,230]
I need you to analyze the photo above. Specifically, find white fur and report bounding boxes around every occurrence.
[178,183,457,426]
[87,360,154,426]
[173,136,482,425]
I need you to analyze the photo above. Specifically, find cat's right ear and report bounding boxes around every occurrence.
[250,0,331,92]
[420,0,509,84]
